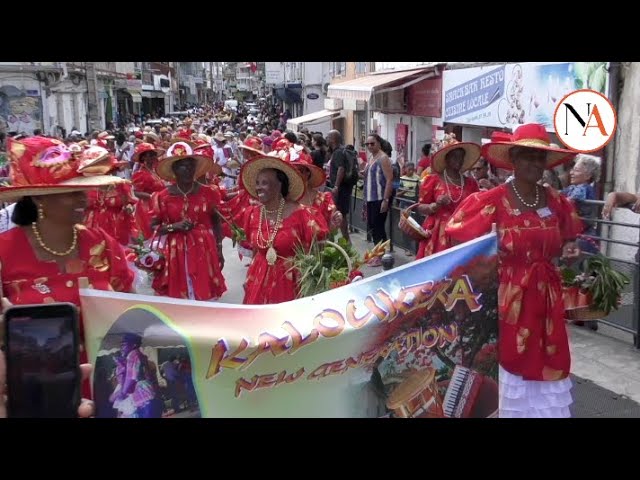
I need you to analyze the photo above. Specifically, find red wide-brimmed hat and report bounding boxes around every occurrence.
[482,123,578,170]
[239,136,264,161]
[193,143,222,176]
[0,137,126,202]
[132,142,165,163]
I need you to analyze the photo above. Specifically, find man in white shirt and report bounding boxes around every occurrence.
[211,132,234,189]
[114,132,135,179]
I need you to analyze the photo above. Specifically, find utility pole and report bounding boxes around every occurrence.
[85,62,101,132]
[209,62,214,105]
[175,62,181,109]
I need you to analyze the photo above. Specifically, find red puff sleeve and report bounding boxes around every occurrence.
[120,182,138,206]
[149,190,165,219]
[317,191,337,226]
[241,205,260,241]
[418,173,440,205]
[200,184,222,212]
[131,170,149,192]
[295,205,329,247]
[445,188,499,243]
[97,228,135,293]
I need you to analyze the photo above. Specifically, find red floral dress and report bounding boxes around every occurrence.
[132,167,166,239]
[85,183,139,246]
[0,225,134,397]
[227,189,259,254]
[445,184,583,381]
[151,186,227,300]
[200,182,233,239]
[310,190,337,228]
[242,205,329,305]
[417,174,478,259]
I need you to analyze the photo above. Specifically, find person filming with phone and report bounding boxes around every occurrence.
[0,137,135,400]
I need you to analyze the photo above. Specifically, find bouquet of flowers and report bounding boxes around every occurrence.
[130,233,165,275]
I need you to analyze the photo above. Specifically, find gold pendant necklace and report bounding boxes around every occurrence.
[265,245,278,266]
[257,198,285,266]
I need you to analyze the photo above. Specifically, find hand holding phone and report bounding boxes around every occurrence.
[3,303,82,418]
[0,351,94,418]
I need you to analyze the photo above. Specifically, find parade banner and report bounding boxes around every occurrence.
[82,234,499,418]
[443,62,610,132]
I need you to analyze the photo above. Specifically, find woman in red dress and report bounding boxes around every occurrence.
[445,123,582,418]
[0,137,134,398]
[240,155,329,304]
[150,140,227,301]
[192,142,234,240]
[272,139,343,230]
[83,145,139,246]
[415,142,481,259]
[131,142,166,239]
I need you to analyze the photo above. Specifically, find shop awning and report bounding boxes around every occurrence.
[130,92,142,103]
[287,109,340,131]
[327,66,440,102]
[141,91,165,99]
[274,83,303,104]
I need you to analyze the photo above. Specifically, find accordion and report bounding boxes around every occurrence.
[442,365,484,418]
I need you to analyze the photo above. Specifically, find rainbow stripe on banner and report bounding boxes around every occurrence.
[82,233,499,418]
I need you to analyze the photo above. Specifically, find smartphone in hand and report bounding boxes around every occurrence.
[3,302,81,418]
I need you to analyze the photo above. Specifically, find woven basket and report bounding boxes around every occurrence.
[323,240,353,274]
[399,203,431,241]
[564,306,607,321]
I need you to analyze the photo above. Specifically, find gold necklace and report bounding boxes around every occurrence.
[443,170,464,204]
[31,222,78,257]
[257,198,285,266]
[175,183,195,197]
[175,183,195,219]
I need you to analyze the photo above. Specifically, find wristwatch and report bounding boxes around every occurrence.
[167,224,174,233]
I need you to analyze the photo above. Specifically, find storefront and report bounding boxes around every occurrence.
[327,66,442,161]
[141,91,166,117]
[273,83,303,118]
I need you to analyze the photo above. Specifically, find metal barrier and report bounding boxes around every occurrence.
[574,198,640,347]
[348,186,640,348]
[349,178,423,254]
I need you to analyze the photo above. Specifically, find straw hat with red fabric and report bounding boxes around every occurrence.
[0,137,127,202]
[482,123,577,170]
[269,140,325,189]
[132,142,165,163]
[156,140,215,182]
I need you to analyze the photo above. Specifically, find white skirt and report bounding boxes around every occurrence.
[499,365,573,418]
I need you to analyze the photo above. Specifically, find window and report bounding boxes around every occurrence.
[330,62,347,78]
[355,62,368,74]
[160,78,170,88]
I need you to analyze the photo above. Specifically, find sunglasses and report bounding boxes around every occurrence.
[365,142,376,146]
